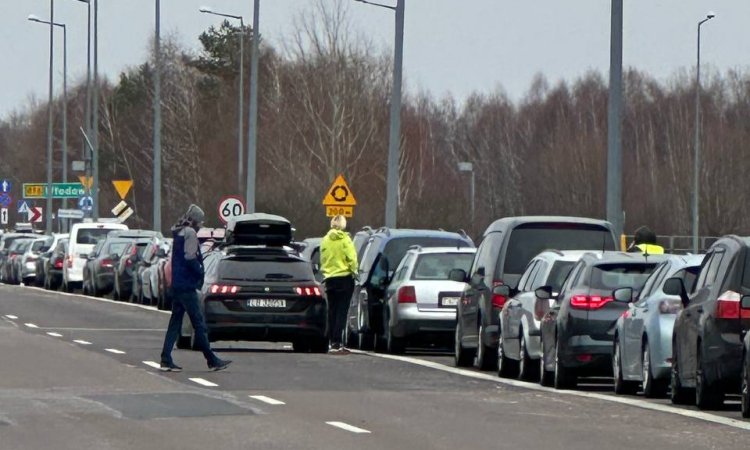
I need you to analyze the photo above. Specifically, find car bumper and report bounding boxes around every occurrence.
[391,304,456,339]
[560,335,614,374]
[205,305,327,342]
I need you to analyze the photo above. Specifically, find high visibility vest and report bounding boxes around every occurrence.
[636,243,665,255]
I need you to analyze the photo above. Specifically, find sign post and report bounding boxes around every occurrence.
[322,174,357,218]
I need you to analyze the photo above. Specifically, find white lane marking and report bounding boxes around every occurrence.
[4,315,18,320]
[46,327,164,332]
[189,378,218,387]
[46,332,63,337]
[142,361,161,369]
[326,421,371,434]
[24,323,38,328]
[25,285,170,315]
[73,340,92,345]
[249,395,286,405]
[104,348,126,354]
[355,350,750,432]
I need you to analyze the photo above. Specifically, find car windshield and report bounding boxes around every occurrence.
[590,263,658,291]
[547,260,576,292]
[412,253,474,280]
[77,228,114,244]
[383,237,470,270]
[109,242,130,257]
[218,257,314,282]
[503,224,615,276]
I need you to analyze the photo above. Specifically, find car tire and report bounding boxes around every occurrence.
[742,355,750,419]
[554,338,576,390]
[474,320,498,371]
[518,332,538,381]
[539,342,554,386]
[695,346,724,410]
[497,331,518,378]
[613,337,638,395]
[670,345,693,405]
[309,337,329,354]
[454,322,475,367]
[386,319,405,355]
[642,341,667,398]
[113,274,121,301]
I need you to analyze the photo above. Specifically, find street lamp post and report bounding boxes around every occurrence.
[75,0,92,175]
[246,0,260,213]
[92,0,99,219]
[153,0,162,231]
[458,162,475,224]
[354,0,404,229]
[606,0,623,242]
[29,15,68,222]
[199,6,245,196]
[693,12,715,253]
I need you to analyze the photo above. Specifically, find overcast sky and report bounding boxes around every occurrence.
[1,0,747,118]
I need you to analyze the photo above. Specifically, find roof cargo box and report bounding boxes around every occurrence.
[225,213,292,246]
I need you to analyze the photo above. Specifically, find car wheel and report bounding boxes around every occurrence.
[474,320,498,371]
[539,341,554,386]
[670,346,693,405]
[113,274,120,301]
[386,321,405,355]
[497,330,518,378]
[454,321,475,367]
[356,305,374,351]
[91,278,100,297]
[642,341,667,398]
[554,338,576,390]
[518,332,538,381]
[695,345,724,410]
[613,337,638,395]
[742,355,750,419]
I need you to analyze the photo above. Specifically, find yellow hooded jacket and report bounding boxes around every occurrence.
[320,229,358,280]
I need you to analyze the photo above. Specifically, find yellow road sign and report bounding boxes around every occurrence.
[112,180,133,200]
[78,176,93,190]
[326,205,353,218]
[322,174,357,207]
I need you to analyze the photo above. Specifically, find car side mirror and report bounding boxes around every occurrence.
[613,287,633,303]
[448,268,468,283]
[535,286,553,300]
[663,277,689,307]
[493,284,511,297]
[741,295,750,311]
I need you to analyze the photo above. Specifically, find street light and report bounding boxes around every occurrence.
[692,12,715,253]
[74,0,92,183]
[458,162,475,224]
[199,5,246,196]
[153,0,162,231]
[29,15,69,219]
[354,0,404,228]
[246,0,260,213]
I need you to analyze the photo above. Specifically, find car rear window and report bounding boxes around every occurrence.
[547,260,576,292]
[76,228,114,244]
[503,223,616,276]
[589,263,658,291]
[411,253,474,280]
[384,237,471,269]
[218,257,314,282]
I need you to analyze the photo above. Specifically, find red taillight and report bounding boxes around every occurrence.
[492,280,507,309]
[570,295,613,310]
[295,286,322,297]
[54,259,63,269]
[576,354,593,363]
[397,286,417,304]
[210,284,240,295]
[715,291,750,319]
[101,258,113,268]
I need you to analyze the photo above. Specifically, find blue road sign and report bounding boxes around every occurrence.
[79,196,93,212]
[17,200,30,214]
[0,179,11,193]
[0,193,11,209]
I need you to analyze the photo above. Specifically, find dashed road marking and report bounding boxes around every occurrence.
[4,315,18,320]
[249,395,286,405]
[142,361,161,369]
[189,378,218,387]
[46,332,63,337]
[73,340,92,345]
[326,421,371,434]
[24,323,38,328]
[104,348,126,354]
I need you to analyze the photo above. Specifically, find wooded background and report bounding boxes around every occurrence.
[2,1,749,241]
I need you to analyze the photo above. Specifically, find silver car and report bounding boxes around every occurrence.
[498,250,588,380]
[383,246,476,354]
[612,254,703,397]
[15,235,53,284]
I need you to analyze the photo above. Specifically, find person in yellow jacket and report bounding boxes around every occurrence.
[627,226,665,255]
[320,215,358,352]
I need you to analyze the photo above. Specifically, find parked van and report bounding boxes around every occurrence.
[63,221,128,292]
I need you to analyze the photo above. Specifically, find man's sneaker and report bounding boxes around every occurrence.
[159,362,183,372]
[209,359,232,371]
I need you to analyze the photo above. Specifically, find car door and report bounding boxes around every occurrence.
[460,238,491,341]
[541,261,583,368]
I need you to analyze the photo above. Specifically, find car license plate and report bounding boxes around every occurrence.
[440,296,459,307]
[247,299,286,308]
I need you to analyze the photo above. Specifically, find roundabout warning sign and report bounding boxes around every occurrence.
[322,175,356,218]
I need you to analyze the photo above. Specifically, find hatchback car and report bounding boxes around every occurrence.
[612,255,702,397]
[15,235,53,284]
[34,233,68,287]
[539,252,663,389]
[43,238,69,290]
[497,250,584,380]
[179,214,328,352]
[64,222,128,292]
[82,237,132,297]
[381,246,475,353]
[667,236,750,409]
[453,216,618,370]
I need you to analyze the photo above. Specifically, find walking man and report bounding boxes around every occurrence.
[320,215,358,353]
[160,204,231,372]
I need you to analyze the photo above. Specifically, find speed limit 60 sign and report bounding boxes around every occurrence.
[218,196,246,224]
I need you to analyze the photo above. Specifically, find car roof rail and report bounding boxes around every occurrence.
[539,248,564,256]
[360,226,374,233]
[376,226,391,236]
[457,229,470,239]
[408,245,422,251]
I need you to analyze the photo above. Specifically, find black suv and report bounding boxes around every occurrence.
[344,227,474,350]
[667,236,750,409]
[452,216,618,370]
[178,214,328,352]
[538,252,662,389]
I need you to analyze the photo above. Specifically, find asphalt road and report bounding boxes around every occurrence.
[1,284,749,450]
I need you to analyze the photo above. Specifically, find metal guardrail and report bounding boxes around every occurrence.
[622,235,718,254]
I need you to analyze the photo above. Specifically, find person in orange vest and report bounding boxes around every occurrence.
[627,226,665,255]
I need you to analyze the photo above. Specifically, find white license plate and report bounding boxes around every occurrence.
[247,299,287,308]
[440,297,459,307]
